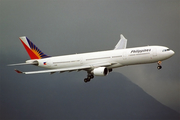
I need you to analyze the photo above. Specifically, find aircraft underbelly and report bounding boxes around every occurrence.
[120,53,157,66]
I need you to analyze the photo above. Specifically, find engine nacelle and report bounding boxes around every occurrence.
[92,67,108,76]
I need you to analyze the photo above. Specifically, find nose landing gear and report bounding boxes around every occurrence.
[157,61,162,70]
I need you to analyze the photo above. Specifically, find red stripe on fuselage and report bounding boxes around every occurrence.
[20,39,40,59]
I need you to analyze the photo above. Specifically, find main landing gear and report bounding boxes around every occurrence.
[84,68,113,83]
[157,61,162,70]
[84,73,94,83]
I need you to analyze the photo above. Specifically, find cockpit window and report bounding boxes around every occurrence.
[162,49,170,52]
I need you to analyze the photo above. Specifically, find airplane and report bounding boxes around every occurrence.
[8,34,175,82]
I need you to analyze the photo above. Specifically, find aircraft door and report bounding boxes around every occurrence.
[123,51,127,60]
[80,57,85,65]
[152,48,157,57]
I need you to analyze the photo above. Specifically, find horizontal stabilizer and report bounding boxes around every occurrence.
[114,34,127,50]
[15,69,23,73]
[8,62,37,66]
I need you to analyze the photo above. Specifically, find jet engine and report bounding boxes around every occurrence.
[92,67,108,76]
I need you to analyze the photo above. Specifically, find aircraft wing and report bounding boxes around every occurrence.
[114,34,127,50]
[14,62,114,74]
[15,66,91,74]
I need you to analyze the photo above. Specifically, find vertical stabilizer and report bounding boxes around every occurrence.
[19,36,50,59]
[114,34,127,50]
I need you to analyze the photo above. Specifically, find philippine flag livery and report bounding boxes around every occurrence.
[19,36,50,59]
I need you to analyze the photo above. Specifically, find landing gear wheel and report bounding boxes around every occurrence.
[84,78,90,83]
[157,65,162,70]
[88,74,94,79]
[90,74,94,79]
[84,73,94,83]
[109,68,113,72]
[157,61,162,70]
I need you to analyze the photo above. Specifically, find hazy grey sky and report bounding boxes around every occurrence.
[1,0,179,115]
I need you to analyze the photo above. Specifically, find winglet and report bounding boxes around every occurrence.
[114,34,127,50]
[120,34,125,39]
[15,69,23,74]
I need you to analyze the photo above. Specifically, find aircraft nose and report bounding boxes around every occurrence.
[170,50,175,56]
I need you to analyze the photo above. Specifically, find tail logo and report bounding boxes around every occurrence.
[20,37,50,59]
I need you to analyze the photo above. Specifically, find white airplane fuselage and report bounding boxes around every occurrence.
[11,35,174,82]
[28,46,174,70]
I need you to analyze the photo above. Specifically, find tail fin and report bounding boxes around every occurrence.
[19,36,50,59]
